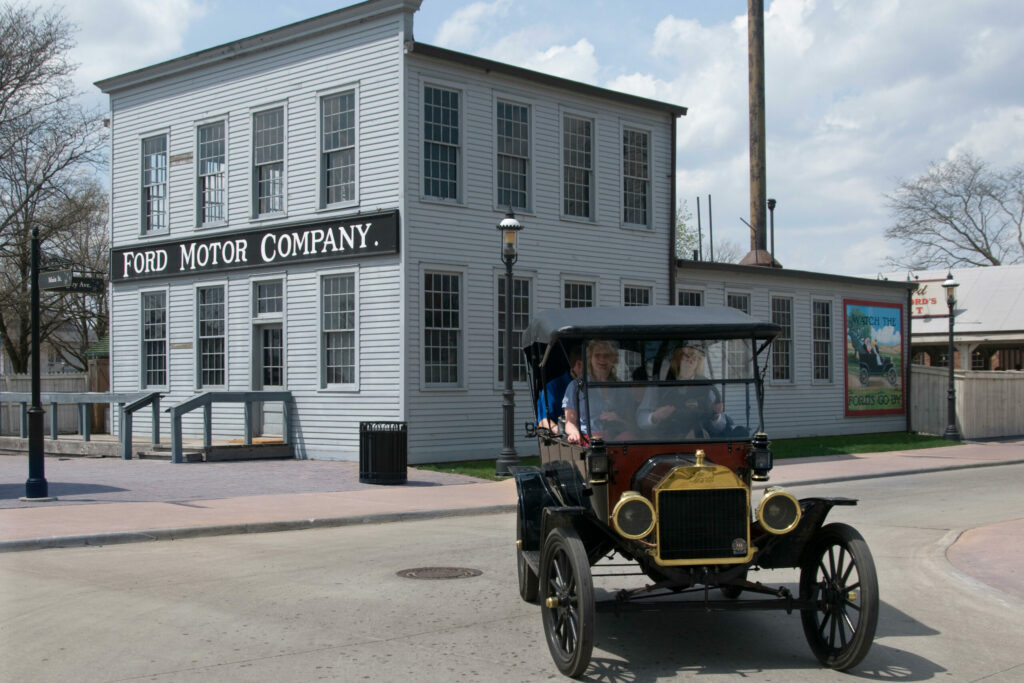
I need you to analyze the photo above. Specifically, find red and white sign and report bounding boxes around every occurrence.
[909,279,950,318]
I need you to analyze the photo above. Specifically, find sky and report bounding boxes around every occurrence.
[27,0,1024,275]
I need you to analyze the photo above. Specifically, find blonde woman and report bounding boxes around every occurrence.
[563,340,634,444]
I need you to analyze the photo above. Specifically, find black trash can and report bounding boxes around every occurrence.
[359,422,408,484]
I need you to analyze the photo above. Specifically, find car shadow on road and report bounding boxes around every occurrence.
[578,590,945,682]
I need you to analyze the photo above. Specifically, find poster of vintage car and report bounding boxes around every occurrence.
[844,300,904,416]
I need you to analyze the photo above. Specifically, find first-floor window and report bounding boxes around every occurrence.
[812,299,832,381]
[564,281,594,308]
[322,274,355,386]
[771,296,793,381]
[726,293,750,314]
[624,285,651,306]
[424,271,461,385]
[498,276,530,382]
[142,291,167,387]
[678,289,703,306]
[197,285,226,386]
[726,293,751,379]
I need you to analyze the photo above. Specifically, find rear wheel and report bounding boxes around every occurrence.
[540,527,595,678]
[800,523,879,670]
[858,366,870,386]
[886,366,899,386]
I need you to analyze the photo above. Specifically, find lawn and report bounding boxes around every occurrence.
[413,432,957,481]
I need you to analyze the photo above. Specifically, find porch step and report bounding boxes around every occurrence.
[136,442,293,462]
[136,446,203,462]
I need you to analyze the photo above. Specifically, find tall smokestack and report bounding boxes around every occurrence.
[740,0,780,267]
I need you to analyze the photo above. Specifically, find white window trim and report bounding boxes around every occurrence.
[317,266,359,392]
[559,107,597,224]
[811,296,834,385]
[194,115,230,230]
[769,293,795,386]
[493,93,533,215]
[249,275,288,391]
[139,286,170,390]
[493,267,534,390]
[419,262,468,391]
[561,275,598,308]
[249,102,288,221]
[316,84,360,212]
[621,281,654,306]
[620,122,653,229]
[420,78,464,206]
[138,128,170,238]
[193,280,229,390]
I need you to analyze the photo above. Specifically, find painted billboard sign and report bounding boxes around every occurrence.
[844,300,905,416]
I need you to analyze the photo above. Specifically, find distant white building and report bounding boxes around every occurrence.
[95,0,685,462]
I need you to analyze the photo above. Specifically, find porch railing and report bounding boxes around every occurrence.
[167,391,293,464]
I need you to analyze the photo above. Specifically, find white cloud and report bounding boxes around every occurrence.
[433,0,510,50]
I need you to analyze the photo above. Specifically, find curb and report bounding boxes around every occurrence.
[765,457,1024,489]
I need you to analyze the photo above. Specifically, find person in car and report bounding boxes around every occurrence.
[563,339,635,444]
[636,343,727,437]
[535,347,582,433]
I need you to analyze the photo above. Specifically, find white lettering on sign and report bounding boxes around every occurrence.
[179,239,249,271]
[122,249,168,278]
[260,222,373,263]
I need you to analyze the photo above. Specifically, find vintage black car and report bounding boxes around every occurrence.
[514,305,878,678]
[848,330,899,387]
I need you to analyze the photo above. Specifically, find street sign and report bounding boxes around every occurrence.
[39,270,104,293]
[41,270,72,289]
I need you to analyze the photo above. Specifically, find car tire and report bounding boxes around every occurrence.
[800,523,879,671]
[540,526,594,678]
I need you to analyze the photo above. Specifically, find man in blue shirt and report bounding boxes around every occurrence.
[536,347,581,433]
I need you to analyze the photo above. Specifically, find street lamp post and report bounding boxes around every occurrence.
[941,271,960,441]
[495,210,523,476]
[25,225,49,499]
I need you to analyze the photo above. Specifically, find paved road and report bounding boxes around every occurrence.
[2,465,1022,682]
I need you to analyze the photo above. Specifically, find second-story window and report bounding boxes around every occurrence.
[141,134,167,234]
[678,289,703,306]
[253,108,284,216]
[497,100,529,210]
[423,86,459,201]
[563,115,592,218]
[623,128,650,226]
[321,91,356,206]
[564,281,594,308]
[197,121,225,226]
[624,285,651,306]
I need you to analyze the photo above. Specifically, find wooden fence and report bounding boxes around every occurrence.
[1,374,89,434]
[911,365,1024,439]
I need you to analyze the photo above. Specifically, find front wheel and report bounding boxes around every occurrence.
[800,523,879,670]
[858,366,870,386]
[540,527,595,678]
[886,366,899,387]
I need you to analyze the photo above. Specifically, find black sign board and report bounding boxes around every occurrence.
[110,210,399,283]
[41,270,72,289]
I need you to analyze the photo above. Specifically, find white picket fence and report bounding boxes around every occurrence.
[1,374,88,434]
[911,365,1024,439]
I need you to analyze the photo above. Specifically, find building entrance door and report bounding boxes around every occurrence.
[254,323,284,437]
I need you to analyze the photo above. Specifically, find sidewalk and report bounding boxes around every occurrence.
[2,439,1023,597]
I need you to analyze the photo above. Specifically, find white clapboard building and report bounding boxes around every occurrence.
[96,0,686,462]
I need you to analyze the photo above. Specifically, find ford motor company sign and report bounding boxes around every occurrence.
[110,210,399,282]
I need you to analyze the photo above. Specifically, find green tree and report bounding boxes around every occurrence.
[675,199,742,263]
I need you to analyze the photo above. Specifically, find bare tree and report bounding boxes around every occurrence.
[0,4,108,373]
[675,200,742,264]
[885,153,1024,269]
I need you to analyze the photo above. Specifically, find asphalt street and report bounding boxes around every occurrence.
[2,464,1023,682]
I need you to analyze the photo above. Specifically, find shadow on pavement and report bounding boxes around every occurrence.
[0,482,128,501]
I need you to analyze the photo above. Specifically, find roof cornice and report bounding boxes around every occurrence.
[408,42,687,118]
[95,0,421,93]
[676,259,916,291]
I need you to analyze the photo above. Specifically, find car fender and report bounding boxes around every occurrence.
[513,467,559,552]
[755,497,858,569]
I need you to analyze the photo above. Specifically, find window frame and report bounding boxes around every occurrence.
[562,278,596,308]
[319,268,359,391]
[770,295,794,384]
[495,97,531,212]
[622,125,651,228]
[140,288,169,389]
[251,105,287,219]
[422,83,462,204]
[677,288,704,307]
[140,132,169,236]
[623,284,653,307]
[196,119,227,228]
[195,282,228,389]
[812,298,833,383]
[421,266,465,390]
[496,271,532,386]
[318,87,359,210]
[561,111,595,222]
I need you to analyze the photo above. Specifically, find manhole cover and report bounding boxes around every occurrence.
[396,567,482,580]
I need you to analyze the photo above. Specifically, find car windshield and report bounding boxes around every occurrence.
[569,337,760,444]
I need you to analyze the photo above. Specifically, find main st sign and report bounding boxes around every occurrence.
[110,210,399,282]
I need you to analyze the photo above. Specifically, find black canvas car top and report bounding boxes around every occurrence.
[522,305,781,349]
